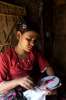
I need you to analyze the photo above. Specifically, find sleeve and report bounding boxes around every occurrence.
[0,53,9,83]
[37,52,48,73]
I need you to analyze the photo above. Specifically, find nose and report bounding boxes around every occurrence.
[30,41,34,47]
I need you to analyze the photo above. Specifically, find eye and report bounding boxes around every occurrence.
[26,38,31,41]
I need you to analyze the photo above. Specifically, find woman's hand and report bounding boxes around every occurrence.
[17,76,34,89]
[0,76,34,94]
[46,65,54,76]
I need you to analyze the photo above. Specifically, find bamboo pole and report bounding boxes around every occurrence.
[0,43,10,46]
[0,1,24,9]
[0,13,23,16]
[0,1,26,16]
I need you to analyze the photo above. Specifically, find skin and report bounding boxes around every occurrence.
[15,31,37,55]
[0,30,54,94]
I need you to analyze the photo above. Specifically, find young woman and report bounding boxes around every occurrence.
[0,17,54,99]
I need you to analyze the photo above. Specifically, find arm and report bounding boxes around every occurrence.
[0,79,18,94]
[37,52,54,75]
[0,76,33,94]
[0,53,33,94]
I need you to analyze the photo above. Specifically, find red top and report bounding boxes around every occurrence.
[0,48,48,82]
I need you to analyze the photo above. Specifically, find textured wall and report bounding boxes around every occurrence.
[0,1,26,52]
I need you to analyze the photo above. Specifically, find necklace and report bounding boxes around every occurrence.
[18,53,27,59]
[15,46,28,59]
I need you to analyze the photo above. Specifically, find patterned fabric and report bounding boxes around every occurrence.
[0,88,27,100]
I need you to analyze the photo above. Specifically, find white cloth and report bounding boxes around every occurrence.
[23,76,61,100]
[23,87,47,100]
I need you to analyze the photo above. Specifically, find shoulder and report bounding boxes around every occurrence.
[4,48,14,54]
[0,48,14,61]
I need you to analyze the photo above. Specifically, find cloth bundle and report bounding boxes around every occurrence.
[23,76,61,100]
[0,76,61,100]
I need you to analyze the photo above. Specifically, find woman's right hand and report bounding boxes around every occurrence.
[17,76,34,89]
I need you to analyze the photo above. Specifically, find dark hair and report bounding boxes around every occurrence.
[16,16,39,34]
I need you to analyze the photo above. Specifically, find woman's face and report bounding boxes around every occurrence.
[18,31,37,52]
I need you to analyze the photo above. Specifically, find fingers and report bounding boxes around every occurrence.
[22,81,33,89]
[18,76,34,89]
[26,78,34,85]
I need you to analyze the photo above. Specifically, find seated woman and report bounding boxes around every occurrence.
[0,17,55,99]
